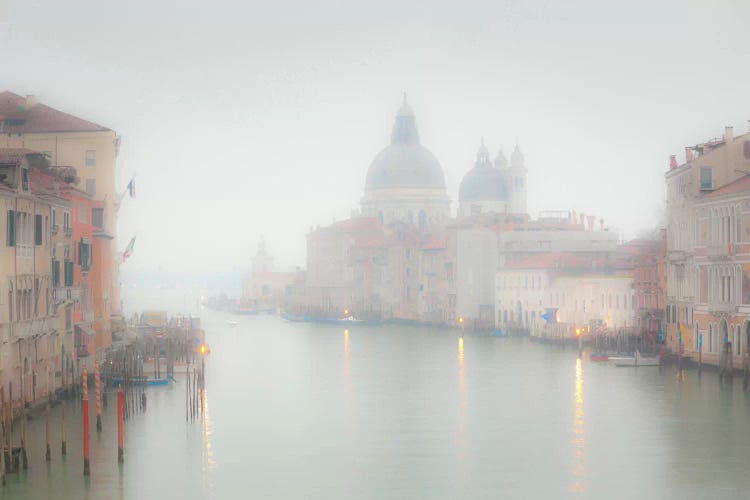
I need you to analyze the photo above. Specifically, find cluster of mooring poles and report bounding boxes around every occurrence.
[186,357,206,422]
[0,360,125,485]
[0,331,205,484]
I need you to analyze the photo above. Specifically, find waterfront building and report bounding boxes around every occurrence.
[455,227,497,328]
[495,252,636,338]
[0,149,71,406]
[0,91,123,336]
[664,125,750,361]
[618,235,666,343]
[241,239,297,310]
[692,174,750,366]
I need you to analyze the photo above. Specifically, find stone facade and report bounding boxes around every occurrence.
[664,125,750,363]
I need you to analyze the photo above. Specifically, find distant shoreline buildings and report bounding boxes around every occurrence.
[287,97,640,333]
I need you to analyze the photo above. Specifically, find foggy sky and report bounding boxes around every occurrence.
[1,0,749,273]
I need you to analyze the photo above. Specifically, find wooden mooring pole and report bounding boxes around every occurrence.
[95,361,102,432]
[117,386,124,463]
[82,367,90,476]
[1,386,5,485]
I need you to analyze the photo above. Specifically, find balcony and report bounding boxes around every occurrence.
[51,224,59,235]
[709,302,736,314]
[666,250,688,262]
[0,317,58,340]
[52,286,83,304]
[707,244,732,259]
[63,226,72,237]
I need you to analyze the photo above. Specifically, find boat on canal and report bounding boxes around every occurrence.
[611,351,660,367]
[112,375,171,386]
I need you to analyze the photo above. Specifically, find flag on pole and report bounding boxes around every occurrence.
[127,177,136,198]
[122,237,136,262]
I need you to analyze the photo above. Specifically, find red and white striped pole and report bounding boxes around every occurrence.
[95,361,102,432]
[117,385,124,463]
[82,367,90,476]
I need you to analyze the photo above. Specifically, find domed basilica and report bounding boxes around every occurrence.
[361,97,527,226]
[361,97,451,229]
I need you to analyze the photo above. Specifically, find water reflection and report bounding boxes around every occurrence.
[569,357,585,494]
[200,388,215,495]
[456,336,467,461]
[343,329,351,389]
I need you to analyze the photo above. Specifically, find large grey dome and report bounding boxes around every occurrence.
[459,141,509,201]
[365,97,446,191]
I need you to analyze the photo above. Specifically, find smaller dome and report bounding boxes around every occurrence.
[459,140,509,202]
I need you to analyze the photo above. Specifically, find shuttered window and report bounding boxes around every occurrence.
[63,260,74,287]
[6,210,15,247]
[52,260,60,287]
[34,214,42,245]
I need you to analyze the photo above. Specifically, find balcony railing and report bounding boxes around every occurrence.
[709,302,736,314]
[707,244,731,259]
[51,224,59,235]
[63,226,72,237]
[0,317,58,341]
[51,286,83,304]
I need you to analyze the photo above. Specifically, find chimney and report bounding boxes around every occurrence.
[25,95,37,108]
[725,126,734,143]
[587,215,596,232]
[669,155,677,170]
[572,211,577,225]
[600,218,604,231]
[579,213,585,226]
[685,147,694,163]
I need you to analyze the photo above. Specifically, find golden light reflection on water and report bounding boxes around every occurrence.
[344,329,351,387]
[200,387,215,493]
[569,357,586,494]
[456,336,467,459]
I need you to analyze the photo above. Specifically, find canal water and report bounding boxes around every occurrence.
[5,288,750,499]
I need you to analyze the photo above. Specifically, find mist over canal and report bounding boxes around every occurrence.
[5,288,750,499]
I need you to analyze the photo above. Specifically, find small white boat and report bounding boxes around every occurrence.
[338,316,363,323]
[612,351,660,367]
[227,320,238,327]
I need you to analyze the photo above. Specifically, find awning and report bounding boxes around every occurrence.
[75,323,96,337]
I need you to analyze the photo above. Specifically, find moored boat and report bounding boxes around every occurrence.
[337,316,363,324]
[590,354,609,361]
[612,351,660,367]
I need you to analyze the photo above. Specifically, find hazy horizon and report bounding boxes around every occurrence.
[2,0,749,272]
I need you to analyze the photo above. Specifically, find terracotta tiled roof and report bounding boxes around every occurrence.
[702,175,750,199]
[0,91,110,133]
[421,231,447,250]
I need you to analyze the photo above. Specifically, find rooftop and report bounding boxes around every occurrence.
[0,91,110,134]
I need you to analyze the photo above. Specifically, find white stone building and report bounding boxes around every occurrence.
[496,253,636,338]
